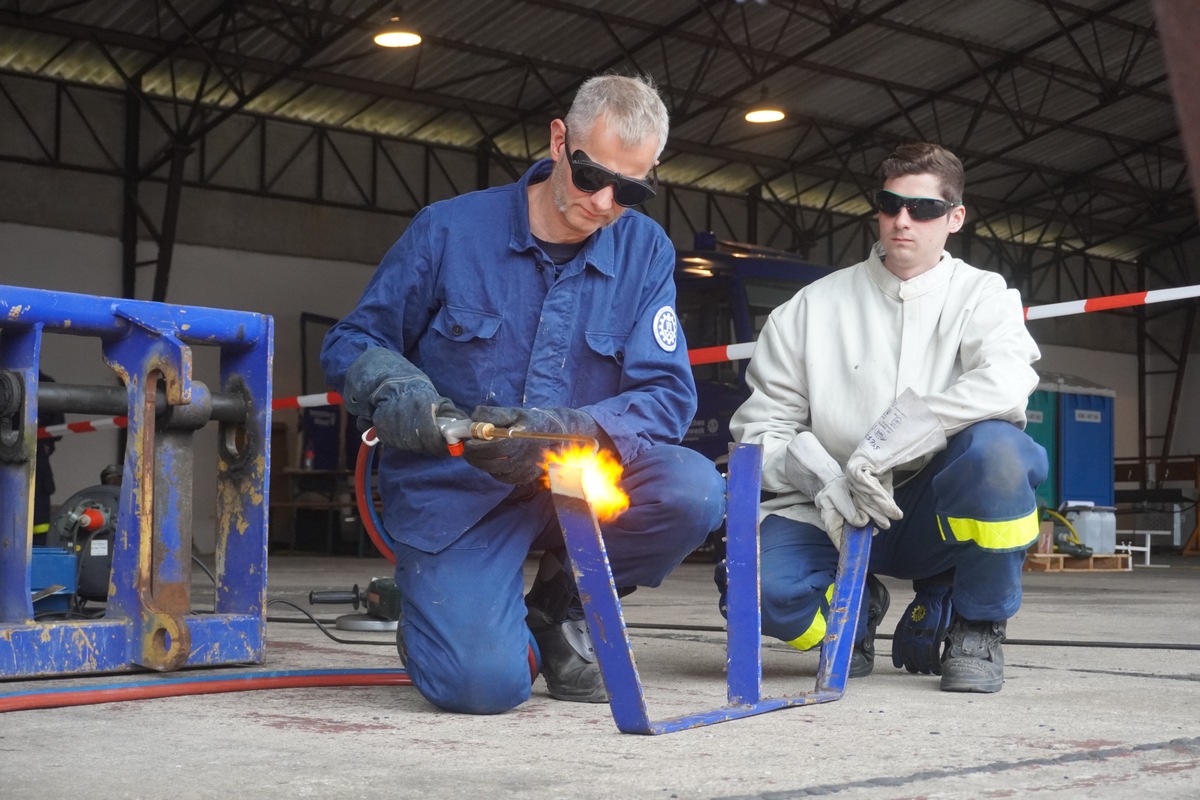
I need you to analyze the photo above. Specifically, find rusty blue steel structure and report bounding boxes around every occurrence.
[0,284,272,678]
[548,442,871,735]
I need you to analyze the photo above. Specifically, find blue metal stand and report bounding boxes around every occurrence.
[0,285,272,678]
[548,442,872,734]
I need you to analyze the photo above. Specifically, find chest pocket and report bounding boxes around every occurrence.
[426,305,503,407]
[584,331,628,364]
[573,330,628,404]
[431,304,502,343]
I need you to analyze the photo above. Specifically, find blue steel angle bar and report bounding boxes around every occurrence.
[548,443,872,735]
[0,285,269,346]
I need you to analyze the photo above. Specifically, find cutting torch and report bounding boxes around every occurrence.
[358,416,598,456]
[435,417,597,456]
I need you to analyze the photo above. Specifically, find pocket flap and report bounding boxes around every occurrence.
[431,305,502,342]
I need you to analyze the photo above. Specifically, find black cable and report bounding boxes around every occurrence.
[191,556,217,585]
[269,615,341,625]
[265,599,395,647]
[187,559,394,647]
[621,622,1200,651]
[923,636,1200,651]
[198,553,1200,653]
[626,622,727,633]
[32,609,104,621]
[87,542,1200,653]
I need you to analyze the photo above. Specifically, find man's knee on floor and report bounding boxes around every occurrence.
[407,650,532,715]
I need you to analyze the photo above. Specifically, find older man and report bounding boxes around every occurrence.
[322,75,725,714]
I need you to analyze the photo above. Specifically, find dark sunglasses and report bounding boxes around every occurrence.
[875,189,958,221]
[563,128,657,207]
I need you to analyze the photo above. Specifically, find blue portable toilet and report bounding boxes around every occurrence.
[1038,372,1116,508]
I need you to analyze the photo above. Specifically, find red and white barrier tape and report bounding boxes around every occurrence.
[1022,285,1200,321]
[33,285,1200,438]
[692,286,1200,363]
[36,392,344,439]
[39,417,130,438]
[687,341,757,366]
[270,391,343,410]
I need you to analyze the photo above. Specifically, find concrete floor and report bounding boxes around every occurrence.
[2,551,1199,799]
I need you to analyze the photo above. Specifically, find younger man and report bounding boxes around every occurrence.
[729,142,1047,693]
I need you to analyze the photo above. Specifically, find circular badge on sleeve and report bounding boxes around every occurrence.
[652,306,678,352]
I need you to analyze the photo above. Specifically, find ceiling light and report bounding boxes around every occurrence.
[745,87,785,124]
[373,13,421,47]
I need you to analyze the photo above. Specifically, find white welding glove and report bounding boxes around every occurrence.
[845,389,947,529]
[784,431,869,550]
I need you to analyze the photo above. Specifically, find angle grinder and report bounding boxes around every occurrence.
[309,577,402,632]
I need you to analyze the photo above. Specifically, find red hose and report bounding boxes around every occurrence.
[354,433,537,681]
[0,668,411,713]
[356,429,396,563]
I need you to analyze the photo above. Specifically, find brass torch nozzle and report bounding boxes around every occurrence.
[481,424,598,453]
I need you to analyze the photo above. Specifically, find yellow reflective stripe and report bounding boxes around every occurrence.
[938,508,1040,551]
[31,523,50,534]
[785,583,835,652]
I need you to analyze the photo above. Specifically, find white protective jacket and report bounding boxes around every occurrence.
[730,242,1041,527]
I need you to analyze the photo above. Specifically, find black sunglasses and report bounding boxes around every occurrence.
[563,128,657,208]
[875,189,958,221]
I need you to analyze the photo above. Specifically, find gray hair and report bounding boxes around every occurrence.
[565,74,670,158]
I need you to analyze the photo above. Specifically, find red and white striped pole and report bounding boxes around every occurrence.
[36,392,343,439]
[34,284,1200,438]
[687,341,757,366]
[689,285,1200,364]
[270,391,343,410]
[1021,285,1200,321]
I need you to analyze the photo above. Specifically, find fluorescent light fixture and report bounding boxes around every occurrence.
[745,107,785,123]
[745,86,785,123]
[374,14,421,47]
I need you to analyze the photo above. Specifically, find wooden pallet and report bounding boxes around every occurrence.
[1024,553,1130,573]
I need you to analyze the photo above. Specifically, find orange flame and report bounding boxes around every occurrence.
[542,445,630,522]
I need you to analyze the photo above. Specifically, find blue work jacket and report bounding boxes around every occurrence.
[321,159,697,553]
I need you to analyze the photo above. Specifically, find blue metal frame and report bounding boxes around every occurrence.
[0,284,272,678]
[548,442,871,734]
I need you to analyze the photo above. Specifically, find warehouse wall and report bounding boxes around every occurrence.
[1,221,1186,551]
[1032,345,1139,458]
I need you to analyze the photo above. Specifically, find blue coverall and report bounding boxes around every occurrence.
[321,159,726,713]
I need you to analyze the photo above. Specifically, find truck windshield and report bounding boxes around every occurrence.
[676,276,808,386]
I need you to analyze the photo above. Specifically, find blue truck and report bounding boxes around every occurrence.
[675,237,833,465]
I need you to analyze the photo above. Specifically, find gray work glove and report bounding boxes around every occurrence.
[343,347,466,456]
[784,431,869,550]
[463,406,604,485]
[845,389,947,529]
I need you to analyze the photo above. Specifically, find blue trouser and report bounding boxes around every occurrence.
[393,444,726,714]
[756,421,1048,648]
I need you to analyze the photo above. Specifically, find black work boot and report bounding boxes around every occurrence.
[524,551,608,704]
[849,574,890,678]
[940,616,1007,693]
